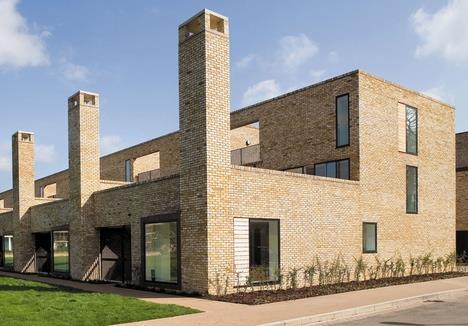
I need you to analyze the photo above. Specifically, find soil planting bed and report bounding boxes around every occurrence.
[207,272,468,305]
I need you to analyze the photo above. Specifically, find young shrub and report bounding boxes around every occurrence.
[304,262,317,287]
[353,256,367,282]
[287,268,300,290]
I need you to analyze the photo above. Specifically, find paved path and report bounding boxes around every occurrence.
[336,291,468,325]
[1,271,468,326]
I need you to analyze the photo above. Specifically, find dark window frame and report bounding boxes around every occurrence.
[51,228,70,276]
[141,212,181,290]
[247,218,281,285]
[405,105,418,155]
[314,158,350,180]
[362,222,378,254]
[406,166,418,214]
[2,234,14,270]
[336,93,350,148]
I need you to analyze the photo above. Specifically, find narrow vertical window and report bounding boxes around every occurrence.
[363,223,377,253]
[249,219,279,283]
[125,159,133,182]
[406,166,418,213]
[337,159,350,180]
[3,235,13,268]
[336,94,350,147]
[406,106,417,154]
[145,222,178,283]
[53,231,69,273]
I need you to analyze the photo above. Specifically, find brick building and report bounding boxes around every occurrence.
[0,9,457,294]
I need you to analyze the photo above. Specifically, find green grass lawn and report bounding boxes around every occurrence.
[0,276,199,326]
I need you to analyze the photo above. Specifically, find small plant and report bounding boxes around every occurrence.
[304,262,317,287]
[353,256,367,282]
[287,268,300,290]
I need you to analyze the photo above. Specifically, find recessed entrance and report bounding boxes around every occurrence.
[100,227,131,282]
[35,233,51,273]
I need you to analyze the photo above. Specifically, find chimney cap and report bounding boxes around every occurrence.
[178,8,228,29]
[68,90,99,100]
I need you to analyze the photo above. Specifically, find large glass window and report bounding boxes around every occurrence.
[3,235,13,268]
[125,159,133,182]
[336,94,350,147]
[406,166,418,213]
[53,231,69,273]
[363,223,377,253]
[249,219,279,282]
[406,106,417,154]
[145,222,178,283]
[314,159,350,180]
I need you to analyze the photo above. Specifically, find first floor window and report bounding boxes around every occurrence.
[406,106,417,154]
[314,159,350,180]
[336,94,350,147]
[249,219,279,282]
[363,223,377,253]
[53,231,69,273]
[406,166,418,213]
[3,235,13,268]
[125,159,133,182]
[145,221,178,283]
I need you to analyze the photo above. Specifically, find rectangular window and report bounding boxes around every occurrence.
[363,223,377,253]
[314,159,350,180]
[249,219,279,283]
[125,159,133,182]
[145,221,178,283]
[3,235,13,268]
[406,166,418,213]
[53,231,69,273]
[336,94,350,147]
[406,106,418,154]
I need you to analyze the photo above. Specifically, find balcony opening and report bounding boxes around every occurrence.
[231,122,260,166]
[132,152,161,183]
[39,183,57,198]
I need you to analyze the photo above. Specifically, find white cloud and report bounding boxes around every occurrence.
[242,80,282,106]
[0,0,49,69]
[0,143,10,172]
[36,144,57,163]
[62,62,89,82]
[278,34,318,70]
[236,54,256,68]
[310,69,326,83]
[421,86,453,104]
[101,135,124,155]
[411,0,468,62]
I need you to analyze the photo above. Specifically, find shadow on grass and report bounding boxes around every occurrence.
[0,284,81,293]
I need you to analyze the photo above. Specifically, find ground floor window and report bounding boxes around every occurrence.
[144,221,178,283]
[249,219,280,282]
[3,235,13,268]
[52,231,69,273]
[363,223,377,253]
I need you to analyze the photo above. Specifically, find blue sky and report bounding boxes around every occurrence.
[1,0,468,191]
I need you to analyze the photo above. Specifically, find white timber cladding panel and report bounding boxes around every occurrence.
[398,102,406,152]
[234,218,249,286]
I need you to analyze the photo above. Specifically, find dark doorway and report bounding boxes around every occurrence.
[100,227,131,282]
[35,233,51,273]
[457,231,468,262]
[0,236,3,267]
